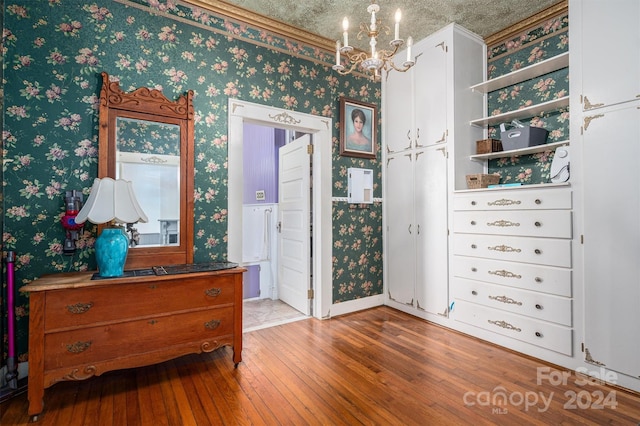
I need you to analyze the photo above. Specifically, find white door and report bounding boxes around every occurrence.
[277,134,311,315]
[385,152,415,305]
[415,145,449,316]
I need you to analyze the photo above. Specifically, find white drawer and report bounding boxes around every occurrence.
[453,210,572,238]
[453,187,572,211]
[453,300,572,355]
[452,234,572,267]
[452,277,572,326]
[451,256,572,297]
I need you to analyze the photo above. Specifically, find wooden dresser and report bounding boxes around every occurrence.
[21,266,245,418]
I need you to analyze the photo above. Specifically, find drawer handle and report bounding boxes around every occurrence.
[535,199,541,205]
[488,319,521,333]
[471,201,476,206]
[489,295,522,306]
[487,198,521,207]
[534,249,542,255]
[470,220,476,226]
[488,269,521,279]
[488,244,521,253]
[471,244,477,249]
[205,319,221,330]
[535,304,543,310]
[535,331,543,338]
[205,288,222,297]
[487,220,520,227]
[66,341,92,354]
[534,221,542,227]
[535,277,543,283]
[67,302,94,314]
[471,267,477,272]
[471,290,478,296]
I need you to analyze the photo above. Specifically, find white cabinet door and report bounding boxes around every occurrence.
[415,145,449,315]
[383,61,414,154]
[414,38,448,147]
[582,102,640,378]
[574,0,640,110]
[385,152,415,305]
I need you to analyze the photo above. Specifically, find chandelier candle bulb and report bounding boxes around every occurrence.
[342,17,349,47]
[394,9,401,40]
[407,36,413,62]
[336,40,341,66]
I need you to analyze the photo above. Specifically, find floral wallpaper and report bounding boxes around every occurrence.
[485,12,569,184]
[1,0,382,362]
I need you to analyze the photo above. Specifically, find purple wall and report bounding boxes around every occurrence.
[243,124,286,204]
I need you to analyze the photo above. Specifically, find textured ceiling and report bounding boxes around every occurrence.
[212,0,561,49]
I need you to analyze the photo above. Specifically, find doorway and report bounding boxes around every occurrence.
[227,99,333,327]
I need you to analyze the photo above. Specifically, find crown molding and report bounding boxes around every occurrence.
[484,0,568,47]
[181,0,336,52]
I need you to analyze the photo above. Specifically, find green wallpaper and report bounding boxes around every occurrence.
[1,0,382,362]
[486,12,569,183]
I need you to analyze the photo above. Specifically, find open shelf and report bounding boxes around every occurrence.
[470,52,569,94]
[470,96,569,127]
[470,140,569,161]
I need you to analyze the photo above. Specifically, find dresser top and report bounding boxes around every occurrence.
[21,265,245,292]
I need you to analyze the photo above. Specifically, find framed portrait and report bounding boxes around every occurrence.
[339,97,377,159]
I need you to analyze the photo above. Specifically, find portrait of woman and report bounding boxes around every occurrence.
[340,97,377,159]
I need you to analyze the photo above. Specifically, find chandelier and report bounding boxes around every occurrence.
[332,0,415,81]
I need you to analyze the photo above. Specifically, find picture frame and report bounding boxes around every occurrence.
[339,97,377,159]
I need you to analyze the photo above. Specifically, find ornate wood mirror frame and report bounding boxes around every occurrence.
[98,71,194,269]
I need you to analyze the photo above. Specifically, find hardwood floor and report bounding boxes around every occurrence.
[2,306,639,425]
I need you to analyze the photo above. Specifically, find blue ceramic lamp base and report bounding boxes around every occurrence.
[95,227,129,277]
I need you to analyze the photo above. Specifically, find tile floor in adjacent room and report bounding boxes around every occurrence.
[243,298,308,332]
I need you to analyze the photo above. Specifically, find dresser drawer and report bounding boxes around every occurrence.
[44,306,234,370]
[44,274,236,330]
[453,300,572,355]
[452,277,572,326]
[453,187,572,211]
[453,210,572,238]
[452,234,571,267]
[452,256,572,297]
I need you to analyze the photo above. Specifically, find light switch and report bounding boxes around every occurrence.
[256,190,265,201]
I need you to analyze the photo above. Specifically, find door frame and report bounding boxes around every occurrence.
[227,99,333,319]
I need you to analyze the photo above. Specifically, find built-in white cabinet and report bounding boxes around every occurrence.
[571,0,640,381]
[383,24,484,320]
[451,186,573,355]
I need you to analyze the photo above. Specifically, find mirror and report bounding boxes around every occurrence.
[98,72,194,269]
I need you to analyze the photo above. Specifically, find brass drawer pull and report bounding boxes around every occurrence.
[67,302,94,314]
[489,295,522,306]
[67,341,92,354]
[535,304,543,310]
[487,220,520,227]
[534,221,542,227]
[487,198,521,207]
[205,319,221,330]
[471,290,478,296]
[205,288,222,297]
[488,269,521,279]
[535,331,543,338]
[488,244,521,253]
[535,277,543,283]
[534,249,542,255]
[470,220,476,226]
[535,199,541,205]
[488,320,521,332]
[471,267,477,272]
[471,244,477,249]
[471,201,476,206]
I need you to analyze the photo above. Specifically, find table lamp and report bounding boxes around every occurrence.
[75,177,148,277]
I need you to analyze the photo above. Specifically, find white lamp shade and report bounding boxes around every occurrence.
[75,177,149,225]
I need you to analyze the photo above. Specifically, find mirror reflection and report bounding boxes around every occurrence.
[115,117,180,247]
